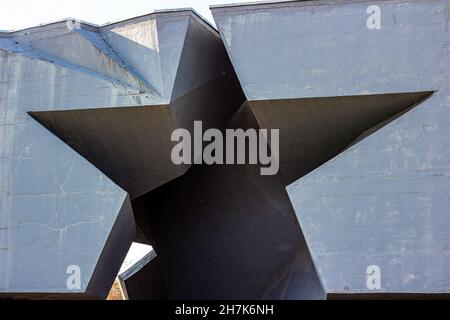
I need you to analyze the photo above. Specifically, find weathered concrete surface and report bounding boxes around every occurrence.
[0,9,242,298]
[212,0,450,297]
[3,0,449,300]
[287,91,450,296]
[212,0,439,100]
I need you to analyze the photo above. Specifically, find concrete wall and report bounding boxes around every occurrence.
[212,0,450,296]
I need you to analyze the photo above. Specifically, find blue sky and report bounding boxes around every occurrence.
[0,0,268,31]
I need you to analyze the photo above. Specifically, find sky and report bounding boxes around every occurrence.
[0,0,269,31]
[118,242,153,275]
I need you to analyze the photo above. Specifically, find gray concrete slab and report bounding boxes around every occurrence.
[0,45,136,299]
[212,0,450,297]
[248,92,431,184]
[287,91,450,296]
[118,250,167,300]
[28,12,243,199]
[0,9,243,298]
